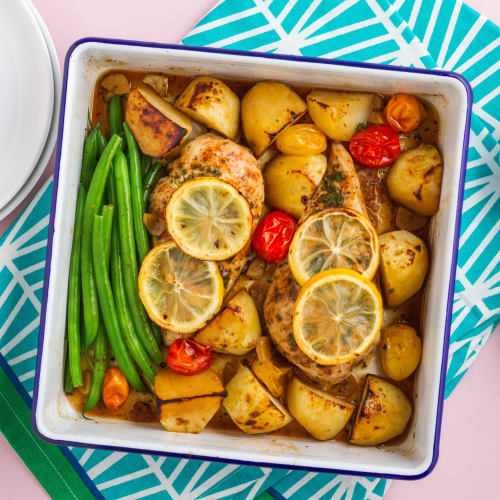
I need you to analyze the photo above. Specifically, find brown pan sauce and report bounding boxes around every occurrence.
[76,70,440,445]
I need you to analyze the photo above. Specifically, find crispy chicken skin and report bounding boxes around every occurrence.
[149,133,264,293]
[264,143,368,385]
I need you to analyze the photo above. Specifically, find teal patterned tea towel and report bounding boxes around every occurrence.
[0,0,499,499]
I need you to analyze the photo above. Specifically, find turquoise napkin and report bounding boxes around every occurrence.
[0,1,498,498]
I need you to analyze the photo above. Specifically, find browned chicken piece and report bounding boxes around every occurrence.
[264,143,369,386]
[357,168,397,234]
[149,133,265,293]
[303,142,367,221]
[264,262,353,385]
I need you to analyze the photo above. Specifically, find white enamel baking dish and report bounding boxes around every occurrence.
[33,38,472,479]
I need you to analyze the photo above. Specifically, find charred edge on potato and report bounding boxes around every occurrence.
[265,110,300,141]
[156,391,228,409]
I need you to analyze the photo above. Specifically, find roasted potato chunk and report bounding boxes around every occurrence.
[125,88,192,157]
[264,154,327,218]
[251,357,292,398]
[154,368,226,433]
[379,323,422,381]
[386,144,443,216]
[287,378,356,440]
[194,290,262,355]
[142,74,167,97]
[307,90,375,141]
[276,124,327,155]
[101,73,130,95]
[223,366,292,434]
[175,76,240,139]
[379,230,429,307]
[395,207,427,231]
[350,375,412,446]
[242,82,307,156]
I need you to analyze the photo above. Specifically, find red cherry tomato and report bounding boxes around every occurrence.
[349,124,400,168]
[252,211,296,263]
[166,338,214,376]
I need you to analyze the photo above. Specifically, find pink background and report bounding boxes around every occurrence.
[1,0,498,498]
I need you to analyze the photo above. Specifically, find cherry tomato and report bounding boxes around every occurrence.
[349,124,400,168]
[252,211,296,263]
[166,338,214,376]
[102,367,129,410]
[384,93,424,132]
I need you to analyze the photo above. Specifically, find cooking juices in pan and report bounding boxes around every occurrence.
[66,70,441,447]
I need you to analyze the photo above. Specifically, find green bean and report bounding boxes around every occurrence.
[82,323,107,415]
[96,128,107,157]
[64,342,74,394]
[141,154,152,177]
[111,220,157,384]
[113,151,163,364]
[81,134,122,351]
[109,96,124,138]
[123,122,149,262]
[93,210,146,391]
[67,183,86,387]
[81,127,98,190]
[142,162,163,209]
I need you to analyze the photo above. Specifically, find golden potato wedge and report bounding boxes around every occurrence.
[350,375,412,446]
[379,323,422,381]
[386,144,443,216]
[194,290,262,355]
[287,377,356,440]
[379,230,429,307]
[154,368,226,434]
[276,124,327,155]
[101,73,130,95]
[307,90,375,141]
[175,76,240,139]
[251,357,292,398]
[242,82,307,156]
[264,154,327,218]
[223,366,292,434]
[126,88,192,157]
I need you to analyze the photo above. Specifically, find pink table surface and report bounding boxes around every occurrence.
[1,1,498,498]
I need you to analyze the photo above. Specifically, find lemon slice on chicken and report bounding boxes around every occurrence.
[138,241,224,333]
[166,177,253,261]
[288,208,379,285]
[293,269,383,365]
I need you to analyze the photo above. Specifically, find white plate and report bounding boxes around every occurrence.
[0,0,54,210]
[0,0,61,221]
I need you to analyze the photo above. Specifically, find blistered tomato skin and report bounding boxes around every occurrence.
[384,93,423,133]
[166,338,214,376]
[349,125,400,168]
[252,211,297,263]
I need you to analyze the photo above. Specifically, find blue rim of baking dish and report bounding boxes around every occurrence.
[31,37,473,481]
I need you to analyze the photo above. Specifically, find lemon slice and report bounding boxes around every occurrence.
[288,208,379,286]
[138,241,224,333]
[166,177,253,261]
[293,269,383,365]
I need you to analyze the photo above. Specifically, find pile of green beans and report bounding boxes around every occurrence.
[113,151,163,364]
[64,99,165,412]
[81,135,123,351]
[93,208,146,392]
